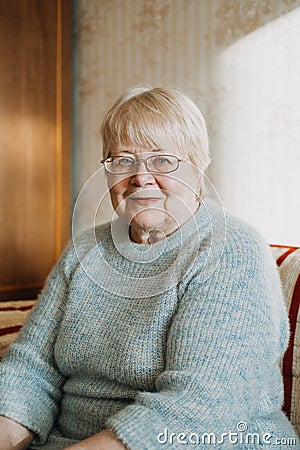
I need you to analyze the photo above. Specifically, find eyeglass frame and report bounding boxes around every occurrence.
[101,153,188,175]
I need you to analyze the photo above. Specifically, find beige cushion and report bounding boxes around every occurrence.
[0,300,36,358]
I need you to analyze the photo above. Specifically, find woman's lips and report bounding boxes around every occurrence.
[128,197,162,205]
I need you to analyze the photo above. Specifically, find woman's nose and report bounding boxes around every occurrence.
[130,161,156,186]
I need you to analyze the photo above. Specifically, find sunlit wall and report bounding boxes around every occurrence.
[209,6,300,246]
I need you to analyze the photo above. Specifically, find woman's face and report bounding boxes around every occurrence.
[106,145,201,243]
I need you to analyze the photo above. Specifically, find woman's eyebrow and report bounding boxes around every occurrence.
[113,148,167,155]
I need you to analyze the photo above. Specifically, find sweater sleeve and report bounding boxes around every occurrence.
[0,242,75,445]
[106,227,290,448]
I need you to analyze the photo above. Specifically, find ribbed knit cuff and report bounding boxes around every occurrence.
[106,405,170,450]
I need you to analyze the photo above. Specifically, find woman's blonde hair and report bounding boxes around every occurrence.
[100,86,211,172]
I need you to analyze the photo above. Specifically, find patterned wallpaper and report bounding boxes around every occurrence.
[72,0,214,233]
[72,0,300,245]
[213,0,300,46]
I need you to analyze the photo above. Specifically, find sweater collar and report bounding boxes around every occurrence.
[110,198,219,263]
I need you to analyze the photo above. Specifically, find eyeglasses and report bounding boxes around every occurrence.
[101,154,187,175]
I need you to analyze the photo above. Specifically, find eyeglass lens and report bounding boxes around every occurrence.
[106,155,180,174]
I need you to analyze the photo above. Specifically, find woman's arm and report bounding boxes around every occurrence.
[65,430,126,450]
[0,416,33,450]
[0,241,77,444]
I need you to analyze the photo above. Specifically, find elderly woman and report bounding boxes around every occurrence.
[0,86,298,449]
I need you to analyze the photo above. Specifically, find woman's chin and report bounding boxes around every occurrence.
[129,210,169,233]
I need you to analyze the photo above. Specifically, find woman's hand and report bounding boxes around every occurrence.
[65,429,127,450]
[0,416,34,450]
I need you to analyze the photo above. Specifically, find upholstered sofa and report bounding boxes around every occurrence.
[270,245,300,436]
[0,245,299,437]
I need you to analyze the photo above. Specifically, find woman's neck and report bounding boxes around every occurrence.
[129,199,200,245]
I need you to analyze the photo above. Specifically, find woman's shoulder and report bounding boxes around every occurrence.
[224,210,270,258]
[196,199,274,275]
[56,222,112,276]
[71,222,111,248]
[201,198,268,250]
[189,201,283,308]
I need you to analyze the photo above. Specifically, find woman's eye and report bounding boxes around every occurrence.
[154,157,170,165]
[118,158,133,165]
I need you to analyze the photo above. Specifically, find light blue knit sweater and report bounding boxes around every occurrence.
[0,200,299,449]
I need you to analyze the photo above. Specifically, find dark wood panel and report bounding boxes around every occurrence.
[0,0,71,298]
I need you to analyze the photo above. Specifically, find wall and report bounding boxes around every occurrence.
[72,0,300,245]
[209,0,300,246]
[72,0,214,236]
